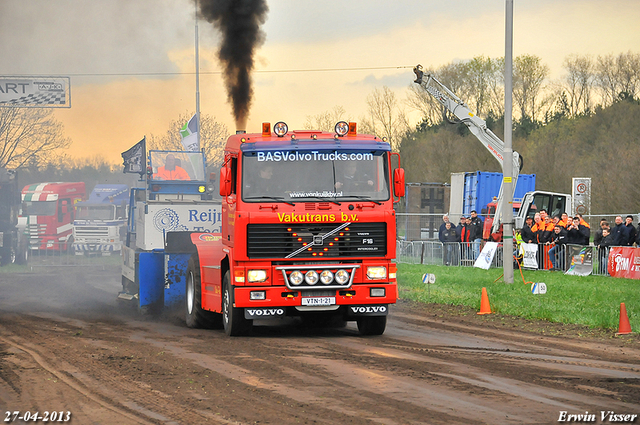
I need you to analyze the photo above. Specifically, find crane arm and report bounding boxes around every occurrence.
[413,64,520,233]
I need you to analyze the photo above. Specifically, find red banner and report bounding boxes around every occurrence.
[608,247,640,279]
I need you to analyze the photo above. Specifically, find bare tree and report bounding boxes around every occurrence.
[360,86,408,152]
[0,107,71,169]
[561,54,595,116]
[148,112,229,167]
[303,106,348,132]
[513,55,550,122]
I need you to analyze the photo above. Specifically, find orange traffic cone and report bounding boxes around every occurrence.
[616,303,632,336]
[477,287,492,315]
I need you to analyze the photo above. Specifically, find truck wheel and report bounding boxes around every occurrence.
[185,255,222,329]
[357,316,387,336]
[222,271,252,336]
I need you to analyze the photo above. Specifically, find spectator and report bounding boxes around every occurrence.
[521,216,535,243]
[593,219,609,246]
[549,225,568,271]
[622,215,637,246]
[530,213,543,242]
[456,216,465,238]
[559,212,571,228]
[612,216,625,246]
[577,213,591,229]
[567,216,590,245]
[469,210,483,260]
[438,215,451,244]
[599,228,614,275]
[459,217,473,262]
[539,215,554,244]
[441,222,459,266]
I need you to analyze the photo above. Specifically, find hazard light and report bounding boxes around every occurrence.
[262,122,271,136]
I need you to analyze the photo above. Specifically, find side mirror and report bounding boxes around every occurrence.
[219,167,232,196]
[393,168,405,198]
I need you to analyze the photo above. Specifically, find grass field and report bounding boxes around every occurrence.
[398,264,640,332]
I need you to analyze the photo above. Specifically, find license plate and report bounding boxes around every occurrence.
[301,297,336,306]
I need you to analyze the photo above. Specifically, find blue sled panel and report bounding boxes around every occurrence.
[139,251,165,308]
[165,253,190,308]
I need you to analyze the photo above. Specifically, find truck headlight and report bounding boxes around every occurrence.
[274,121,288,137]
[247,269,267,283]
[335,269,350,285]
[366,266,387,280]
[46,240,54,248]
[304,270,319,285]
[289,271,304,286]
[320,270,334,285]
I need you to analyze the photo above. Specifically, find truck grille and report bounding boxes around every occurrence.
[74,226,109,238]
[247,223,386,259]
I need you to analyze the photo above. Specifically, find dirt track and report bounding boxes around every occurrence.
[1,264,639,424]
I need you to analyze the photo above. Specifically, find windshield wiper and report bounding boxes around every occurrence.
[338,195,382,205]
[244,196,295,206]
[302,196,341,206]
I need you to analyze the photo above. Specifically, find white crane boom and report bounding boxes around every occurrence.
[413,64,521,233]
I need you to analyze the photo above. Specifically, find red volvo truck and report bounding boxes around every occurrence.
[183,121,405,336]
[21,182,86,252]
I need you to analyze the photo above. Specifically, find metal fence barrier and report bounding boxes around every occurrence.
[396,240,611,276]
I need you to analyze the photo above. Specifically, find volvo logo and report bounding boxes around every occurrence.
[244,308,286,319]
[349,305,388,315]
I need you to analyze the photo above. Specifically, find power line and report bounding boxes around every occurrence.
[38,65,414,78]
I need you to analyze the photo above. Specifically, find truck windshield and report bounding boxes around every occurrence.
[22,201,56,216]
[76,205,116,220]
[242,150,390,203]
[149,151,206,181]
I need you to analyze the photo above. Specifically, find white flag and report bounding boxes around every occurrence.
[522,243,539,269]
[474,242,499,270]
[180,114,199,151]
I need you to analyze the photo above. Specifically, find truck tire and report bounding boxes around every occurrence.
[185,255,222,329]
[222,271,252,336]
[356,316,387,336]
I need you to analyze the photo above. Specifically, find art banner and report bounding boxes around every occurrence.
[565,245,592,276]
[608,247,640,279]
[474,242,499,270]
[521,243,538,269]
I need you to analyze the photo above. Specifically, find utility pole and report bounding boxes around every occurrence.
[195,0,201,149]
[503,0,514,284]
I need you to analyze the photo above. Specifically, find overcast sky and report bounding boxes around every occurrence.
[1,0,639,163]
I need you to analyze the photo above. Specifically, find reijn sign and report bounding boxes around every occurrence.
[0,76,71,108]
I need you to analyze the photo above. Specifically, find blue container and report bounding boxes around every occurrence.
[462,171,536,215]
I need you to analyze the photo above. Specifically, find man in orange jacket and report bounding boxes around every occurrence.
[154,154,190,180]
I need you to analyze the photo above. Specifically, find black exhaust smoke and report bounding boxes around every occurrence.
[197,0,269,131]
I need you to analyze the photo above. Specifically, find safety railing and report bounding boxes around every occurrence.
[397,240,611,276]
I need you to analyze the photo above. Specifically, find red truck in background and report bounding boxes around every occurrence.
[21,182,86,252]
